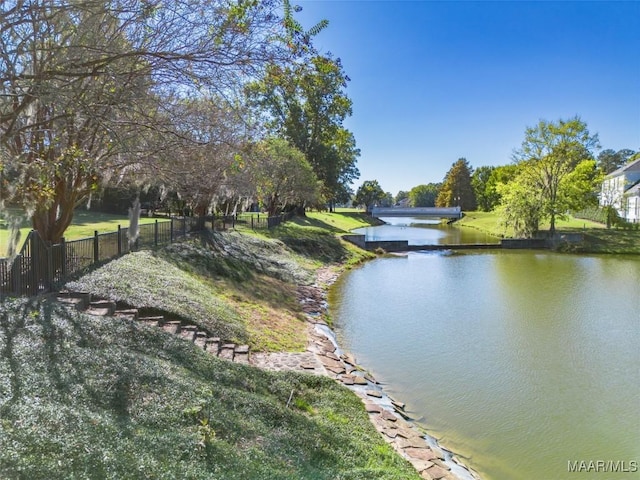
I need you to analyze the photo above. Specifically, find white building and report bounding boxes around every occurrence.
[600,158,640,223]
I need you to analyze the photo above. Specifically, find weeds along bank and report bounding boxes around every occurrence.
[0,223,425,479]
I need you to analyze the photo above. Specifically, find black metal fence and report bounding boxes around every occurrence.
[0,212,294,297]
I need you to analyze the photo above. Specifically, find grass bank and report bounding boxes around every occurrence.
[0,210,164,255]
[1,212,421,479]
[458,210,640,254]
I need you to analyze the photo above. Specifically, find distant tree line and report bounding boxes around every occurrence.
[352,117,638,237]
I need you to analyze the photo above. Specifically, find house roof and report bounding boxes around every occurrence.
[626,181,640,196]
[605,157,640,179]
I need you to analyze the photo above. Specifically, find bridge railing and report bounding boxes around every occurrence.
[370,206,462,218]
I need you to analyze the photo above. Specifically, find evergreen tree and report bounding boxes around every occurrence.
[435,158,477,210]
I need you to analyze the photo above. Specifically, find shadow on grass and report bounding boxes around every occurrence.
[288,216,349,233]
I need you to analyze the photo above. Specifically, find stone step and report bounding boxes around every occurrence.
[57,292,92,310]
[161,320,181,334]
[114,309,139,320]
[179,325,198,341]
[205,337,221,354]
[194,332,208,349]
[88,300,116,316]
[218,344,235,360]
[138,316,164,327]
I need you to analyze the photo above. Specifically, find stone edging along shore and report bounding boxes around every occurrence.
[250,267,481,480]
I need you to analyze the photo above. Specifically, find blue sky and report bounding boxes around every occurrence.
[296,0,640,196]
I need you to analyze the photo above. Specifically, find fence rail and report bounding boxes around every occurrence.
[0,212,294,297]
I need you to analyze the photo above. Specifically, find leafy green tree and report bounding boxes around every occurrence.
[560,159,603,211]
[353,180,386,211]
[380,192,395,207]
[435,158,476,210]
[247,54,359,211]
[408,184,440,207]
[1,0,288,242]
[597,149,637,174]
[472,166,497,211]
[497,172,542,238]
[395,190,409,205]
[512,117,599,234]
[250,138,320,216]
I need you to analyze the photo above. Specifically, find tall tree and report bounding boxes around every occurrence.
[247,54,359,211]
[471,166,497,211]
[0,0,287,242]
[435,158,476,210]
[249,138,320,216]
[512,117,599,234]
[597,148,637,174]
[353,180,386,211]
[408,183,439,207]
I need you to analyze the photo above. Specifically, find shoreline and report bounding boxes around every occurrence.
[252,264,481,480]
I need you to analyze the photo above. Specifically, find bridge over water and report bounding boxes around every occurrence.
[370,206,462,219]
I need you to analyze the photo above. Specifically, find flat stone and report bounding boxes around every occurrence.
[341,352,357,365]
[352,376,368,385]
[218,347,234,360]
[86,307,112,316]
[391,399,406,411]
[89,300,116,314]
[364,374,378,384]
[114,309,138,320]
[381,427,398,439]
[431,459,451,470]
[425,465,449,480]
[194,332,207,349]
[57,296,86,310]
[300,362,317,370]
[380,409,397,422]
[340,376,355,385]
[138,316,164,327]
[161,321,181,334]
[234,353,249,364]
[397,436,428,449]
[325,364,346,375]
[403,447,438,461]
[365,389,382,398]
[322,350,341,361]
[409,459,435,473]
[364,403,382,414]
[235,344,250,354]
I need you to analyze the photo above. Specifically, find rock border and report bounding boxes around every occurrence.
[251,266,481,480]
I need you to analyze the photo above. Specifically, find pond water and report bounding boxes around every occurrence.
[329,224,640,479]
[352,217,500,245]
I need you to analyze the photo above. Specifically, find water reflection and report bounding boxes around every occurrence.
[329,250,640,480]
[353,216,500,245]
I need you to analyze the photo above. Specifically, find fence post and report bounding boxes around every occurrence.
[154,220,158,246]
[61,237,67,278]
[11,255,22,296]
[251,216,254,229]
[28,231,37,296]
[93,231,99,264]
[46,241,53,292]
[117,225,122,255]
[182,217,186,237]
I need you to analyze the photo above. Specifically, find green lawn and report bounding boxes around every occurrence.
[0,218,420,479]
[458,210,640,253]
[0,210,166,255]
